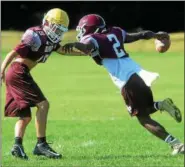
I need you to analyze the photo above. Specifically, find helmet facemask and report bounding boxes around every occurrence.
[43,19,68,43]
[76,24,86,41]
[76,24,106,42]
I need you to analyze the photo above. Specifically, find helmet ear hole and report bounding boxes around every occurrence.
[44,20,49,26]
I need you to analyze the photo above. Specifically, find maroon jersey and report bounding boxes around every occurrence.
[14,26,60,63]
[80,27,128,65]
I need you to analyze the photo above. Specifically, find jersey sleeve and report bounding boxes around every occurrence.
[14,29,41,57]
[80,35,98,47]
[113,27,126,42]
[80,35,100,55]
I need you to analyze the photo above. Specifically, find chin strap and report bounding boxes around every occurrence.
[94,26,106,34]
[94,28,100,34]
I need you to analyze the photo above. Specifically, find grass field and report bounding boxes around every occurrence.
[1,31,184,167]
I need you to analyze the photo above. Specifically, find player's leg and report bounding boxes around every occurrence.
[5,94,31,160]
[15,117,31,138]
[5,62,60,159]
[137,69,182,122]
[125,72,182,123]
[35,100,49,138]
[139,89,182,123]
[6,62,61,159]
[137,115,184,155]
[12,117,31,160]
[154,98,182,123]
[33,100,62,159]
[137,115,169,139]
[4,62,36,159]
[121,73,184,155]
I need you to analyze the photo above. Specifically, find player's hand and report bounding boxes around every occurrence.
[142,30,156,40]
[155,31,170,40]
[62,43,75,54]
[0,72,5,85]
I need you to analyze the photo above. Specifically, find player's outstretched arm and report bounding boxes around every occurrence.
[1,50,18,84]
[61,42,94,56]
[56,44,86,56]
[125,31,169,43]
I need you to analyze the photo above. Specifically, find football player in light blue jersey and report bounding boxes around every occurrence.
[62,14,184,155]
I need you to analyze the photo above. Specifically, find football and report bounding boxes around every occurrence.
[155,37,171,53]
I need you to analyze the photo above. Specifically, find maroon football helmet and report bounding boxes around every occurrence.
[76,14,106,41]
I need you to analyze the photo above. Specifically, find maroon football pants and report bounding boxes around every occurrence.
[5,62,46,117]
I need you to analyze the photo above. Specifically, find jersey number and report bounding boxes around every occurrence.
[107,34,125,58]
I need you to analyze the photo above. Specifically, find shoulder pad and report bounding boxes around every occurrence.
[113,26,125,32]
[80,35,92,43]
[21,29,41,51]
[113,26,126,42]
[81,35,99,49]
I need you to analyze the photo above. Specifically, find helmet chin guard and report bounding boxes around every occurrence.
[43,19,68,43]
[76,24,86,41]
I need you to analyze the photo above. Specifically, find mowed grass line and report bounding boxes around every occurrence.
[1,50,184,167]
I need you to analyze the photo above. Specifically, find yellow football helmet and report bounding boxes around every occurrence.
[42,8,69,43]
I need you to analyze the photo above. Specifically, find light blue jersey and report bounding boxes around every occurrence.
[102,57,159,90]
[81,27,159,89]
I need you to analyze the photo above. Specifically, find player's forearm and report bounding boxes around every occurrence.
[1,50,17,73]
[125,31,156,43]
[73,42,93,54]
[56,45,86,56]
[61,42,94,56]
[56,46,65,55]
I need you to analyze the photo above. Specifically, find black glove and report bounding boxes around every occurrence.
[141,31,156,40]
[62,43,75,54]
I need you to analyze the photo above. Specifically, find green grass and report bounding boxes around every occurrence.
[1,31,184,167]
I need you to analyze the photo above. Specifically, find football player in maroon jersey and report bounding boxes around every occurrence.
[62,14,184,155]
[1,8,71,159]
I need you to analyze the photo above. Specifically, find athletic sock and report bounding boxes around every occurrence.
[37,137,46,144]
[164,134,181,147]
[154,101,161,110]
[15,137,23,145]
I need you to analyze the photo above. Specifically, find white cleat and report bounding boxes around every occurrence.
[160,98,182,123]
[171,143,184,155]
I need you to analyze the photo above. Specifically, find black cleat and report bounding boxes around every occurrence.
[33,142,62,159]
[11,144,28,160]
[160,98,182,123]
